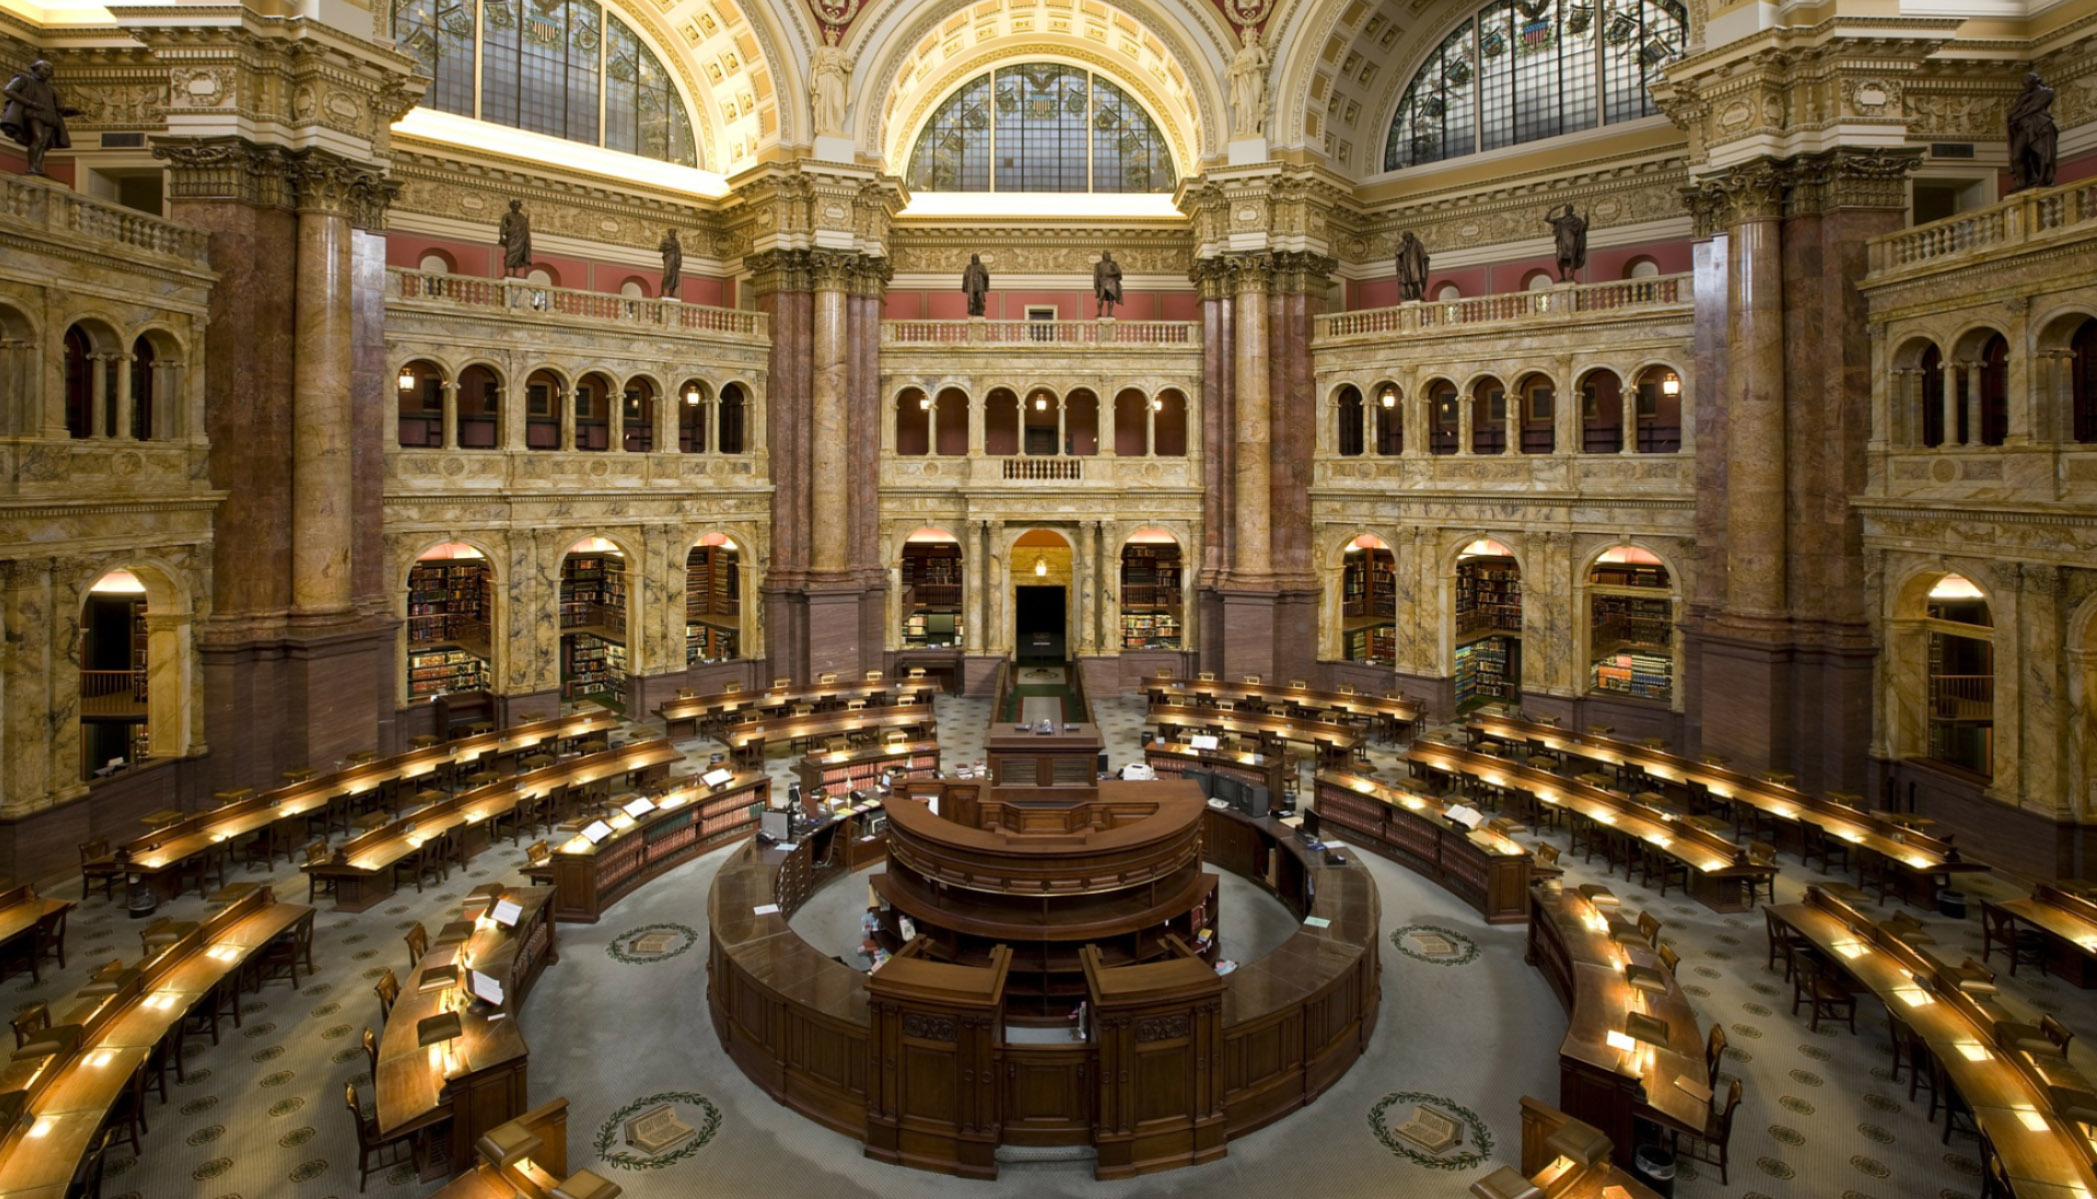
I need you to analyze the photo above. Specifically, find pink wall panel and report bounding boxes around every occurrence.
[383,231,728,304]
[1343,235,1698,309]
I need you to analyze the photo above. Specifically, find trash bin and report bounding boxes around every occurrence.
[126,876,159,920]
[1630,1144,1677,1198]
[1937,888,1968,919]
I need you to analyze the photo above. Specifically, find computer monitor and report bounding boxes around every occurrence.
[468,968,505,1007]
[1301,808,1322,840]
[491,898,523,928]
[1212,775,1246,810]
[1239,783,1271,819]
[760,809,793,842]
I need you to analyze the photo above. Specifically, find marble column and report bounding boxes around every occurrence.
[290,162,361,618]
[809,252,852,576]
[1232,257,1271,581]
[88,353,113,438]
[1719,161,1788,622]
[112,353,135,441]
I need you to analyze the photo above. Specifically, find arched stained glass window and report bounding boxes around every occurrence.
[391,0,698,167]
[907,63,1174,193]
[1385,0,1685,171]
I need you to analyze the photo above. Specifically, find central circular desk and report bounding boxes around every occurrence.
[706,776,1380,1180]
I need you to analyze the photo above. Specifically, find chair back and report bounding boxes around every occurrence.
[1534,843,1560,866]
[1637,911,1662,943]
[1658,942,1680,975]
[526,840,551,866]
[2043,1013,2074,1052]
[80,838,110,865]
[404,923,428,965]
[10,1003,49,1048]
[362,1026,378,1076]
[345,1082,371,1139]
[1981,903,2015,939]
[1716,1078,1743,1134]
[1706,1022,1727,1069]
[374,969,400,1017]
[1749,840,1777,867]
[305,841,329,866]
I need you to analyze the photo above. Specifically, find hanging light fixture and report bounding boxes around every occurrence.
[398,365,416,391]
[1034,555,1048,577]
[682,384,701,407]
[1034,395,1048,412]
[1379,388,1397,409]
[1661,372,1681,397]
[1150,396,1164,411]
[918,394,933,410]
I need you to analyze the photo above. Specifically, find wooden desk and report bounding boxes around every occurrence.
[658,680,940,738]
[1144,741,1290,799]
[425,1098,573,1199]
[1141,675,1419,738]
[716,708,938,769]
[0,888,311,1196]
[0,886,71,982]
[1987,886,2097,988]
[548,773,768,922]
[308,740,681,908]
[374,887,552,1175]
[1312,771,1530,923]
[1406,739,1768,913]
[1771,887,2097,1195]
[1466,713,1984,905]
[796,740,940,797]
[1147,702,1363,766]
[1512,1096,1665,1198]
[1527,885,1710,1168]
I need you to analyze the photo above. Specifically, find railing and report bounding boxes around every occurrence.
[80,670,147,717]
[0,175,213,267]
[1314,274,1690,342]
[1002,458,1084,481]
[1869,177,2097,276]
[387,268,768,337]
[1928,673,1994,720]
[882,320,1199,346]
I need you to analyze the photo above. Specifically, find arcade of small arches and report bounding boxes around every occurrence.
[0,304,197,441]
[1328,362,1684,457]
[1884,314,2097,448]
[393,358,753,453]
[891,385,1191,457]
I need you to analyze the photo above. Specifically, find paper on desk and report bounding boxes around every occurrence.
[753,903,781,915]
[1303,916,1331,928]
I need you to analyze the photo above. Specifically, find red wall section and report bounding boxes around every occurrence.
[384,231,728,306]
[5,153,75,185]
[882,288,1198,321]
[1345,236,1695,309]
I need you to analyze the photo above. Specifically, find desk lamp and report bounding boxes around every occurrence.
[474,1118,542,1172]
[417,1011,464,1076]
[1528,1117,1612,1197]
[550,1168,622,1199]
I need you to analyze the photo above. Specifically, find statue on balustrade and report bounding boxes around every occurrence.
[2009,72,2058,193]
[498,200,533,277]
[2,61,80,178]
[1394,230,1429,302]
[961,253,990,317]
[1546,203,1588,282]
[660,228,683,297]
[1093,251,1123,318]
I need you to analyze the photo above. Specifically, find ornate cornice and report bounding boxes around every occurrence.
[152,137,397,227]
[1681,147,1920,232]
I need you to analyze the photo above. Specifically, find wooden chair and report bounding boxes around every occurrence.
[1888,1009,1932,1101]
[79,839,122,901]
[24,908,65,983]
[1530,842,1563,881]
[10,1003,48,1050]
[1637,910,1663,946]
[305,841,339,905]
[361,1026,379,1083]
[373,969,400,1026]
[1658,942,1681,977]
[1980,902,2048,976]
[403,922,429,969]
[1704,1022,1727,1088]
[252,917,312,989]
[346,1082,419,1192]
[1745,841,1779,904]
[1643,843,1691,897]
[1791,951,1857,1034]
[1764,906,1811,981]
[1670,1077,1742,1185]
[2001,1013,2074,1060]
[1799,821,1851,875]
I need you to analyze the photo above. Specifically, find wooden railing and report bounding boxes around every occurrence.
[0,175,213,266]
[387,268,768,337]
[79,669,147,717]
[1002,458,1083,480]
[1314,274,1690,342]
[882,320,1198,346]
[1869,177,2097,277]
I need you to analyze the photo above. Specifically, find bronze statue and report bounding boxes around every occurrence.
[1546,203,1588,282]
[961,252,990,317]
[498,199,533,277]
[1394,230,1429,303]
[2,61,80,178]
[660,227,683,296]
[2009,72,2058,193]
[1093,251,1123,318]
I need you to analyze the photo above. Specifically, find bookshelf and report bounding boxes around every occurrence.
[1586,561,1673,702]
[407,559,492,699]
[1456,558,1521,637]
[686,546,741,663]
[560,554,627,633]
[1120,544,1184,649]
[795,740,942,796]
[1341,547,1396,663]
[408,645,488,699]
[901,542,964,648]
[1454,636,1515,710]
[562,631,626,700]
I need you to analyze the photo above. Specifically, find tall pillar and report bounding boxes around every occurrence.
[290,164,359,618]
[1721,163,1788,622]
[810,252,852,576]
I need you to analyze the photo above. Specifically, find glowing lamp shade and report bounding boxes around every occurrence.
[682,384,701,406]
[1034,555,1048,577]
[398,366,417,391]
[1033,395,1048,411]
[475,1119,543,1169]
[918,394,933,410]
[1379,388,1397,409]
[1661,372,1681,396]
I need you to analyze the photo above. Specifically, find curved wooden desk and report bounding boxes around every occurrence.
[1312,771,1532,923]
[706,796,1378,1178]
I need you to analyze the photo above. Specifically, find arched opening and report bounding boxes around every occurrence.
[678,379,710,452]
[1924,574,1994,776]
[1523,270,1554,292]
[985,389,1020,455]
[1428,380,1459,455]
[1013,529,1073,661]
[1578,368,1623,453]
[1976,333,2009,447]
[2073,318,2097,443]
[1586,545,1674,703]
[1335,386,1365,457]
[574,371,614,451]
[1119,530,1182,650]
[1153,390,1188,456]
[619,278,649,300]
[933,387,969,455]
[900,528,963,649]
[1373,382,1403,456]
[1114,389,1150,456]
[1917,344,1947,447]
[407,542,493,701]
[621,378,657,452]
[1631,365,1683,453]
[1434,282,1461,302]
[525,368,565,450]
[1023,388,1061,455]
[417,251,454,274]
[396,359,446,447]
[458,364,501,449]
[1341,534,1396,664]
[79,569,151,778]
[1625,257,1660,279]
[128,336,157,441]
[1470,376,1507,454]
[559,536,629,705]
[0,303,35,436]
[717,383,747,453]
[686,533,742,663]
[1455,538,1521,710]
[526,266,558,288]
[1515,373,1554,454]
[1065,389,1100,456]
[896,388,932,455]
[63,325,100,439]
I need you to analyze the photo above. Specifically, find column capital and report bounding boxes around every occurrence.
[1682,157,1790,230]
[743,248,816,296]
[152,137,396,226]
[1787,147,1923,216]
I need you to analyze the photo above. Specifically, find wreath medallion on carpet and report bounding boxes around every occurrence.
[594,1091,724,1170]
[1389,923,1482,967]
[607,923,699,965]
[1369,1091,1495,1170]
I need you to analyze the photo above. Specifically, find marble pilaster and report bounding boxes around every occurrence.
[1231,258,1271,582]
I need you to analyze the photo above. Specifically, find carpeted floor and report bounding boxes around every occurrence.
[33,693,2089,1199]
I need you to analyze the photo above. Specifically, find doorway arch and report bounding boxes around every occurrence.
[1012,529,1073,662]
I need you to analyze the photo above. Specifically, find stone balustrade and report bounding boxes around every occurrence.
[386,268,768,338]
[1313,274,1691,344]
[882,454,1197,490]
[881,319,1199,346]
[0,175,213,267]
[1868,178,2097,280]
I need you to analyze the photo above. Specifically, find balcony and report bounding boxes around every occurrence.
[882,454,1198,491]
[1314,275,1690,344]
[386,269,768,338]
[1868,178,2097,281]
[882,320,1198,346]
[0,174,212,268]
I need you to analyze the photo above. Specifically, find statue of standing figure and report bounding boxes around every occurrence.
[1228,25,1269,138]
[2009,72,2058,193]
[1093,251,1123,318]
[660,228,683,297]
[961,253,990,317]
[1394,230,1429,303]
[2,61,80,178]
[811,31,850,139]
[498,199,533,277]
[1546,203,1588,282]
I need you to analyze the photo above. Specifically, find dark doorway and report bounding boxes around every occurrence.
[1015,585,1066,662]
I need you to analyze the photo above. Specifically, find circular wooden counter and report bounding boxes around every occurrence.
[705,797,1380,1179]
